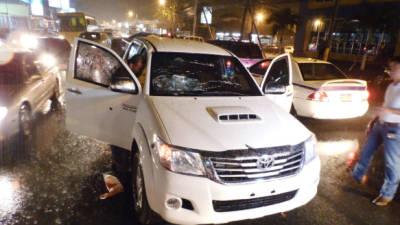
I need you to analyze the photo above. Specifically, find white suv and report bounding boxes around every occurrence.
[66,36,320,224]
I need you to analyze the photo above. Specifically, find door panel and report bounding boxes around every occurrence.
[66,38,142,150]
[261,53,294,112]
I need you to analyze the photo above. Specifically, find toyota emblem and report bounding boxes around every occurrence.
[257,155,275,169]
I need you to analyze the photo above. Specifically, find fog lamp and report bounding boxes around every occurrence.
[166,198,182,209]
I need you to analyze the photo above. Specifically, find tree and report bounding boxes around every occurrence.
[154,0,194,34]
[266,7,299,49]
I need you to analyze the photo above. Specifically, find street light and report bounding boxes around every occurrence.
[314,19,322,50]
[159,0,166,6]
[256,13,264,23]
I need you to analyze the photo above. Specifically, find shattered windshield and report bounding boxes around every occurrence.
[150,52,261,96]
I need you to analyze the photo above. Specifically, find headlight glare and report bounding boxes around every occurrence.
[0,107,7,121]
[155,137,205,176]
[305,134,317,164]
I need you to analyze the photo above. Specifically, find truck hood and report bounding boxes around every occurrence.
[150,96,311,151]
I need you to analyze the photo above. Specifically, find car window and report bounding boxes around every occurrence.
[232,44,263,59]
[150,52,261,96]
[0,53,24,84]
[24,54,40,78]
[110,38,128,57]
[75,42,124,86]
[37,38,71,62]
[249,60,271,75]
[209,41,263,59]
[265,57,289,85]
[299,63,347,81]
[127,42,141,59]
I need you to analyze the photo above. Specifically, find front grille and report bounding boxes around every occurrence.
[207,143,304,183]
[212,190,298,212]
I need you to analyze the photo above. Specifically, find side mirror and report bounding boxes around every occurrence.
[110,79,137,94]
[264,83,286,94]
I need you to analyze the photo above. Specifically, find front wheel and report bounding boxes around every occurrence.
[131,152,161,225]
[16,104,33,160]
[50,80,61,110]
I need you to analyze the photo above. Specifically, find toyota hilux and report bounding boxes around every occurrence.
[66,36,320,224]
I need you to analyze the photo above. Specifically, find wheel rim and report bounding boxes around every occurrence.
[134,162,143,211]
[20,106,31,137]
[55,82,60,99]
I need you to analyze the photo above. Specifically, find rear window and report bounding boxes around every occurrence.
[209,41,263,59]
[249,60,271,75]
[299,63,347,81]
[37,38,71,62]
[0,53,40,85]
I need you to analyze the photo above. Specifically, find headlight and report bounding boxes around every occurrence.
[20,34,38,49]
[0,107,7,121]
[304,134,317,164]
[154,137,206,176]
[39,54,56,68]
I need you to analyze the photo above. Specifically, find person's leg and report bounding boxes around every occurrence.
[380,126,400,200]
[352,122,383,182]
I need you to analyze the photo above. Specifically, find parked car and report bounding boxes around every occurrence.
[207,40,264,67]
[37,36,71,70]
[0,46,61,157]
[66,36,320,224]
[79,31,111,47]
[249,56,369,119]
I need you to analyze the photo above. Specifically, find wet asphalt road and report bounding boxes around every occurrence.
[0,103,400,225]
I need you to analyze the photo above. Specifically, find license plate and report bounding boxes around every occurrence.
[340,94,352,102]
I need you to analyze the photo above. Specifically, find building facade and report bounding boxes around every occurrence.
[294,0,400,61]
[0,0,72,34]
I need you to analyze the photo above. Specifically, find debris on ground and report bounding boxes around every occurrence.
[100,173,124,200]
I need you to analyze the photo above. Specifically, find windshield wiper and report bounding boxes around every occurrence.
[153,90,204,96]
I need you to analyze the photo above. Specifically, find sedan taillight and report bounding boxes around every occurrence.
[308,91,329,102]
[362,90,369,101]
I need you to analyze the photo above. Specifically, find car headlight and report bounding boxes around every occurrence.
[154,137,206,176]
[304,134,317,164]
[20,34,38,49]
[0,107,7,121]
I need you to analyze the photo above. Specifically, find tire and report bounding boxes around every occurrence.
[50,80,61,110]
[16,104,33,161]
[131,151,161,225]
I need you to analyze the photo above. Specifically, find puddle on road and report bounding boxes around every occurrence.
[317,139,359,156]
[0,110,114,225]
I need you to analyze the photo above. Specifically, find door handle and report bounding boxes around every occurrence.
[67,88,82,95]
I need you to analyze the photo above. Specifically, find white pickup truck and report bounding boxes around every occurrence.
[66,36,320,224]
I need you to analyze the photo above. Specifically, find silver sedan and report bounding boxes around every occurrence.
[0,48,61,158]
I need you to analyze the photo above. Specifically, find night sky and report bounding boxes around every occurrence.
[71,0,158,22]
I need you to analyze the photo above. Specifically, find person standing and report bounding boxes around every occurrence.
[352,56,400,206]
